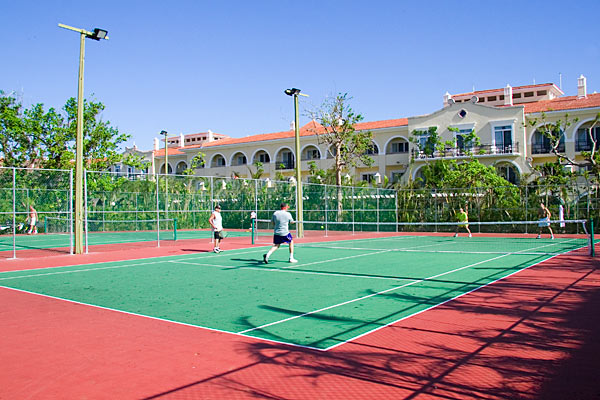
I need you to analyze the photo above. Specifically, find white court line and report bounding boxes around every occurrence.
[0,247,267,280]
[238,238,582,336]
[237,252,512,335]
[1,285,325,352]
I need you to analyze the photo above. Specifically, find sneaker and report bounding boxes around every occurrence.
[213,248,220,253]
[263,254,269,264]
[453,233,458,238]
[536,235,541,239]
[468,233,472,238]
[289,257,298,263]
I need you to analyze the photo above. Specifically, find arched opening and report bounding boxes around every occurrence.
[175,161,188,174]
[275,148,295,170]
[532,128,565,154]
[211,154,226,168]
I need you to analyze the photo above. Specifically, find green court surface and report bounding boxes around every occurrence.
[0,235,587,350]
[0,229,249,252]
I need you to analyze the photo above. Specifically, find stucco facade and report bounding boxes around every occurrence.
[151,78,600,185]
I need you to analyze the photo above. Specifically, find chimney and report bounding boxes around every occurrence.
[443,91,452,107]
[207,129,214,142]
[504,84,513,106]
[578,75,587,98]
[179,133,185,148]
[153,138,159,151]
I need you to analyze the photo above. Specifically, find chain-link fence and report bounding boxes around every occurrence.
[1,166,597,258]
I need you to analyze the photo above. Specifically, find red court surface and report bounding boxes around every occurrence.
[1,235,599,399]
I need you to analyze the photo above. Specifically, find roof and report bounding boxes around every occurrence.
[151,92,599,157]
[178,118,409,151]
[153,147,185,157]
[453,83,564,97]
[523,93,600,114]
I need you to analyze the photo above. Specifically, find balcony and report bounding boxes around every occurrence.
[275,160,295,170]
[531,143,565,154]
[411,142,520,160]
[576,140,594,152]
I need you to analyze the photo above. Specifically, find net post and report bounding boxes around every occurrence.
[251,218,255,245]
[11,167,16,259]
[590,219,595,257]
[84,168,88,254]
[44,217,47,235]
[173,218,177,241]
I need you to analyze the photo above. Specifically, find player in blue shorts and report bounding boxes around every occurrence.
[263,202,297,263]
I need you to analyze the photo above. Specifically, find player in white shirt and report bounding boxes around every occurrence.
[209,205,224,253]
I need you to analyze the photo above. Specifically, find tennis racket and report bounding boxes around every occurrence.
[218,230,228,239]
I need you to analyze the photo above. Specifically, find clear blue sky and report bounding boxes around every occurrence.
[2,0,599,149]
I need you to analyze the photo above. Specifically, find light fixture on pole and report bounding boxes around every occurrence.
[58,23,109,254]
[265,178,272,188]
[284,87,309,238]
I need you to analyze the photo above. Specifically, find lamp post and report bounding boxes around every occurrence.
[58,23,108,254]
[284,88,308,238]
[160,130,169,218]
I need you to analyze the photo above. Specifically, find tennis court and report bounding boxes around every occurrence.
[0,234,587,351]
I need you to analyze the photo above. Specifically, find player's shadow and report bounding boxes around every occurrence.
[180,249,211,253]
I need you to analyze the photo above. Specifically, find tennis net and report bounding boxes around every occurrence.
[252,218,593,256]
[45,216,177,243]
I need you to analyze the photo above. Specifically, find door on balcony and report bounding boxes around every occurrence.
[494,125,513,153]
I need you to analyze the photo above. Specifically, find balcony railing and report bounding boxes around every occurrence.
[576,140,594,152]
[275,160,295,170]
[411,142,520,160]
[531,143,565,154]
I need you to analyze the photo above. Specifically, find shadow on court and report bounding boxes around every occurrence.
[141,256,600,400]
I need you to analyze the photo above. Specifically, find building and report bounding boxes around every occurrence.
[152,75,600,185]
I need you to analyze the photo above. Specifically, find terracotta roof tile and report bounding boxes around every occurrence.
[523,93,600,113]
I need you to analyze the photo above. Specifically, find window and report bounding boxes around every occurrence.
[255,151,270,163]
[456,128,474,152]
[388,140,409,154]
[304,148,320,160]
[488,96,497,102]
[115,165,121,173]
[364,143,379,155]
[496,164,519,185]
[458,109,467,118]
[391,171,404,183]
[524,92,534,98]
[362,173,376,183]
[532,129,565,154]
[276,151,294,169]
[234,154,247,165]
[479,97,485,102]
[537,90,547,96]
[493,124,513,153]
[499,95,505,100]
[212,155,226,167]
[513,93,522,99]
[576,126,600,151]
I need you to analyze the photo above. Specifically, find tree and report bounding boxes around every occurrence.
[182,152,206,175]
[307,93,374,186]
[247,161,264,179]
[0,92,130,170]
